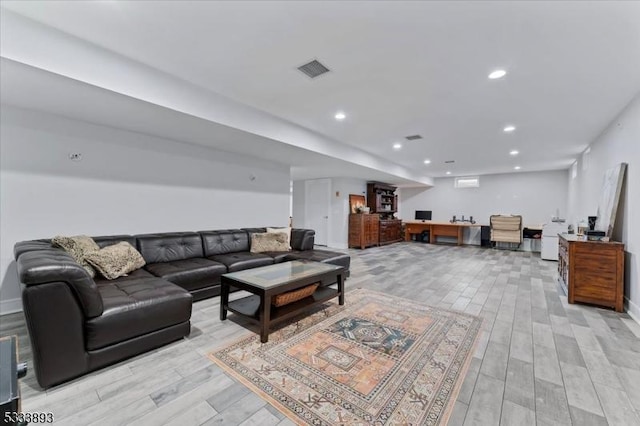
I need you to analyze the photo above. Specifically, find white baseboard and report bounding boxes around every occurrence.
[326,241,348,250]
[0,298,22,315]
[625,297,640,325]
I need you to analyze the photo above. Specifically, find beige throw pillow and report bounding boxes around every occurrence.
[52,235,100,278]
[267,227,292,250]
[84,242,146,280]
[251,232,290,253]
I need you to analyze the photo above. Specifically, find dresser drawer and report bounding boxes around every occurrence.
[573,285,616,303]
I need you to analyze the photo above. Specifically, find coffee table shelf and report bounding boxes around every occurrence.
[227,286,339,325]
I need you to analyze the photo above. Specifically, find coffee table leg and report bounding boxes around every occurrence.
[220,282,229,321]
[260,293,270,343]
[338,274,345,305]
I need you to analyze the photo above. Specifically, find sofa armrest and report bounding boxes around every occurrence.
[14,240,52,259]
[291,229,315,251]
[16,250,104,318]
[22,281,89,388]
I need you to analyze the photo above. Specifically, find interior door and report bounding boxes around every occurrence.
[304,179,331,246]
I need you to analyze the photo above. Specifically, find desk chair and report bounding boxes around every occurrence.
[490,215,522,249]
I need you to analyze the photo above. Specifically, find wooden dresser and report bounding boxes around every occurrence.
[558,234,625,312]
[379,219,403,245]
[349,214,380,249]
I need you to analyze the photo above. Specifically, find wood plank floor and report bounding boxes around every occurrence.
[2,242,640,425]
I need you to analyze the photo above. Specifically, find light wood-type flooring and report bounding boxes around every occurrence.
[2,242,640,425]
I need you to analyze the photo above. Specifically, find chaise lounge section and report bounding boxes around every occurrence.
[14,227,349,388]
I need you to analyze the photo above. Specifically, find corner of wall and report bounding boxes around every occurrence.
[626,297,640,326]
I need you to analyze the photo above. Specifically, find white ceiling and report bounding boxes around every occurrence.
[2,1,640,178]
[0,58,422,185]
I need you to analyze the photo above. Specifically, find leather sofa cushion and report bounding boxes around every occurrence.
[93,235,136,249]
[136,232,204,263]
[242,227,267,236]
[200,230,249,256]
[87,278,192,351]
[285,249,351,270]
[145,258,226,291]
[291,229,315,251]
[260,251,300,264]
[94,268,155,285]
[208,252,273,272]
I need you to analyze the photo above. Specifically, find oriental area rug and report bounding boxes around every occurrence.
[209,289,482,425]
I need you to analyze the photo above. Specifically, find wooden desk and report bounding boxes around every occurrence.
[404,221,482,245]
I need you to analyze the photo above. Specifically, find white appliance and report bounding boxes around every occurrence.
[541,222,569,260]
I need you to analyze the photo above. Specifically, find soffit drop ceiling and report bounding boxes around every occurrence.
[2,1,640,177]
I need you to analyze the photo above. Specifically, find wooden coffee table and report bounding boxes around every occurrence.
[220,260,345,343]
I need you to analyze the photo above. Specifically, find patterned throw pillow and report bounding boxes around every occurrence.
[52,235,100,278]
[84,242,146,280]
[250,232,290,253]
[266,227,292,250]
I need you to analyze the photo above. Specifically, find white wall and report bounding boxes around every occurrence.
[291,180,306,230]
[400,170,568,244]
[329,178,368,249]
[291,177,367,249]
[0,106,291,313]
[567,93,640,319]
[400,170,568,225]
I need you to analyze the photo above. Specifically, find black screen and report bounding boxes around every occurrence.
[415,210,432,221]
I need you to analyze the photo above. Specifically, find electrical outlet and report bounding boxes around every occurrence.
[69,153,82,161]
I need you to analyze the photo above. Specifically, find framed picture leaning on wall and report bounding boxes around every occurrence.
[596,162,627,239]
[349,194,366,214]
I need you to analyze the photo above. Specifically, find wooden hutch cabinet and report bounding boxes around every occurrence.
[558,234,625,312]
[366,182,403,245]
[349,213,380,249]
[367,182,397,214]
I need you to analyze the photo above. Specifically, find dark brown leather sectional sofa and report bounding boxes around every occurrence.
[14,228,350,388]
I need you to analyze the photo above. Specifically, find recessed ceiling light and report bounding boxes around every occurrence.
[510,150,519,156]
[503,125,516,132]
[488,69,507,79]
[423,159,431,164]
[445,171,451,175]
[334,112,346,120]
[393,143,402,150]
[514,166,521,170]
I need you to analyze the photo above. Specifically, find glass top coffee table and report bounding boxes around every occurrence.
[220,260,345,343]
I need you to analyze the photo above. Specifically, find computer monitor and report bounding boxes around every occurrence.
[415,210,432,221]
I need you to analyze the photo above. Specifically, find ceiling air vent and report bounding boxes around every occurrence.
[405,134,423,141]
[445,160,455,164]
[297,60,330,78]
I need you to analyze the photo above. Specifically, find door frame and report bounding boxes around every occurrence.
[304,178,331,246]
